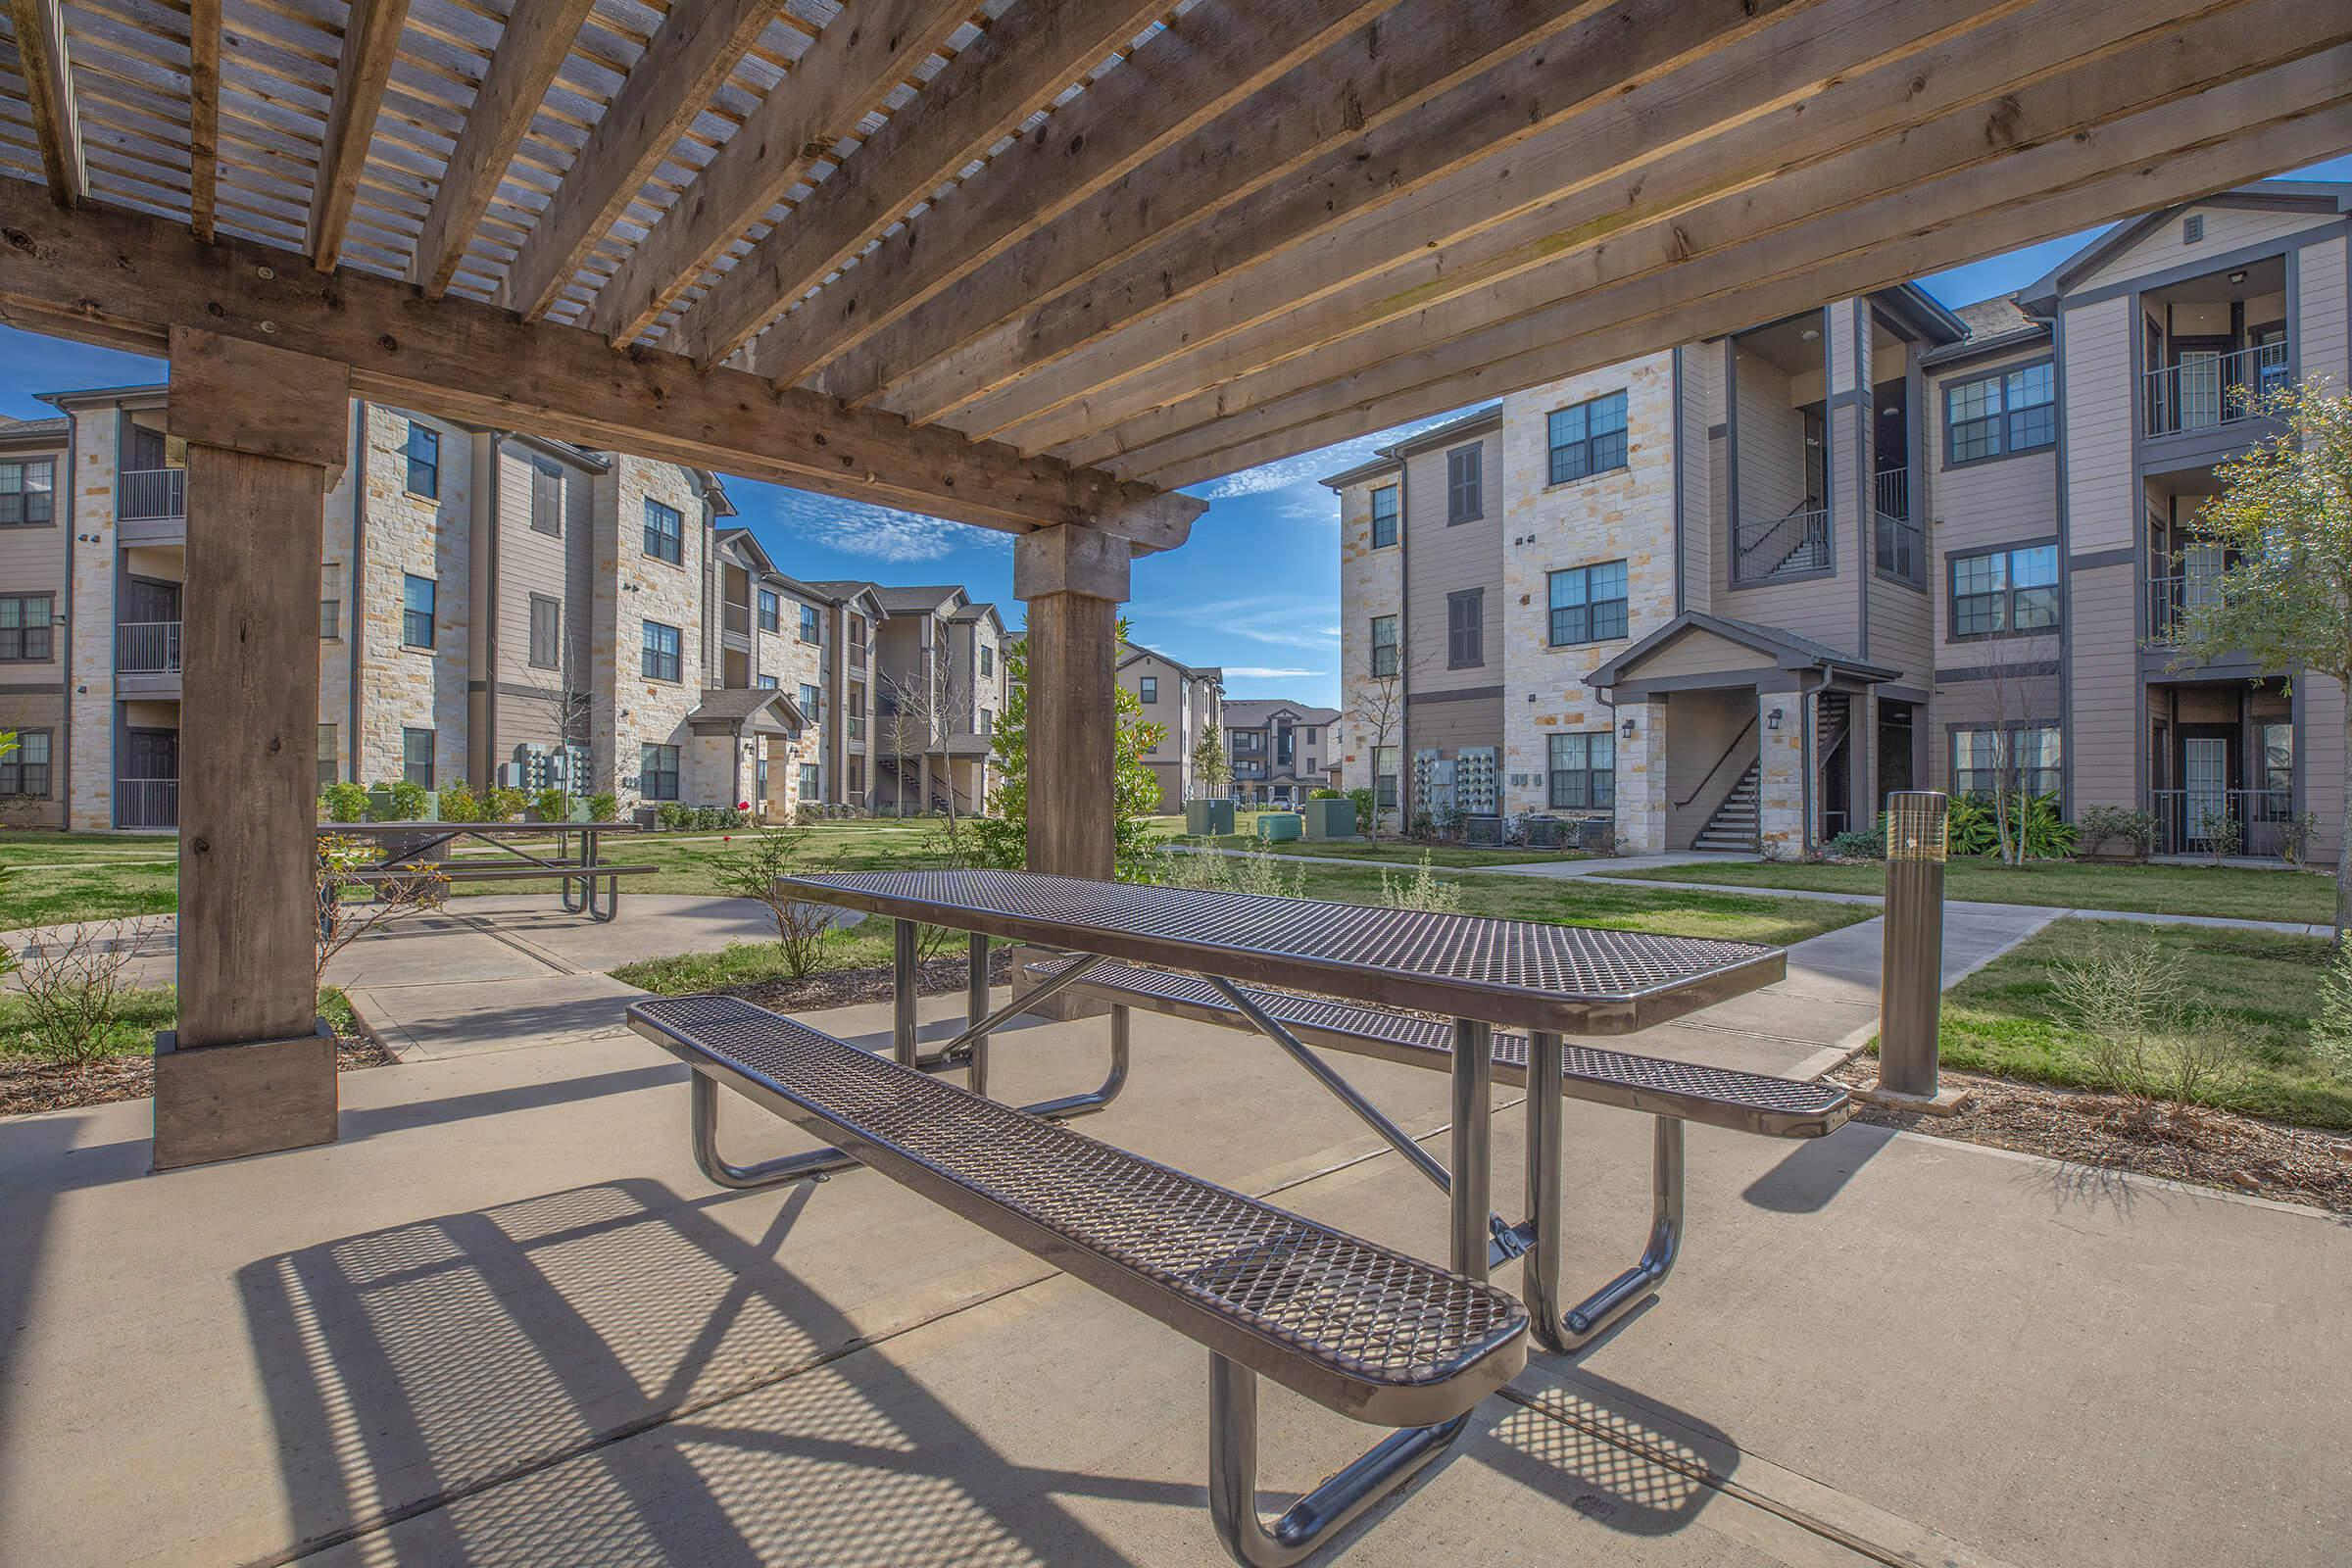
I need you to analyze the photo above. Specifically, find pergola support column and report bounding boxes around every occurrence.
[1014,524,1129,878]
[154,327,351,1171]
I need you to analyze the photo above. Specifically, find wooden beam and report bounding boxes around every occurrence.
[796,0,1626,407]
[498,0,773,321]
[410,0,594,296]
[186,0,220,241]
[728,0,1389,386]
[666,0,1171,368]
[1141,63,2352,489]
[1041,0,2275,465]
[308,0,412,272]
[582,0,975,347]
[7,0,84,206]
[0,180,1200,548]
[1017,525,1127,878]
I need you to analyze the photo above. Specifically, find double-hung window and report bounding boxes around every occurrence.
[0,593,55,662]
[641,619,682,682]
[757,589,780,633]
[1370,484,1399,549]
[1546,391,1629,485]
[1547,732,1615,810]
[1140,675,1158,703]
[317,724,338,790]
[401,728,435,789]
[1373,746,1399,810]
[0,729,51,795]
[402,574,436,648]
[799,682,821,721]
[757,673,779,690]
[0,458,56,525]
[799,763,821,801]
[799,602,820,643]
[1369,614,1399,677]
[319,563,342,640]
[529,594,561,668]
[1446,589,1483,668]
[640,743,680,801]
[1547,561,1629,646]
[981,644,993,678]
[1949,544,2059,638]
[529,457,562,534]
[643,498,683,564]
[1945,363,2055,463]
[1952,725,2061,799]
[1446,444,1483,522]
[405,422,439,497]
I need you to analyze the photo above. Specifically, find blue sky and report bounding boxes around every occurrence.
[7,158,2346,708]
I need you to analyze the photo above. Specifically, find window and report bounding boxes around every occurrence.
[1140,675,1158,703]
[0,458,56,525]
[1547,561,1629,646]
[0,729,50,796]
[317,724,337,790]
[800,602,820,643]
[1548,732,1615,809]
[529,594,561,668]
[1373,745,1398,810]
[1944,362,2055,463]
[1446,590,1483,668]
[799,682,821,721]
[981,644,994,678]
[757,673,779,690]
[757,589,780,633]
[641,619,682,681]
[319,563,342,640]
[978,708,992,735]
[1,593,55,662]
[756,753,769,807]
[402,574,435,648]
[405,422,439,497]
[640,743,680,801]
[642,498,683,564]
[1446,444,1483,522]
[529,457,562,534]
[1546,390,1629,485]
[1370,484,1399,549]
[1952,725,2061,799]
[799,763,821,801]
[1304,727,1317,745]
[401,728,435,790]
[1370,614,1399,677]
[1949,544,2059,638]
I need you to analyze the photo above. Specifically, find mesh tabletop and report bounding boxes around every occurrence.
[631,994,1527,1423]
[780,867,1784,1036]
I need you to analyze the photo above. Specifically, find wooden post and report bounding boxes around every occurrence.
[1015,524,1127,878]
[154,328,351,1170]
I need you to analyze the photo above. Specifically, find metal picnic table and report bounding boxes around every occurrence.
[315,819,646,922]
[773,867,1788,1293]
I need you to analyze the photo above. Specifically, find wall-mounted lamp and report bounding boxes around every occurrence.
[1800,327,1820,341]
[1767,708,1784,732]
[2228,270,2248,285]
[1620,716,1637,740]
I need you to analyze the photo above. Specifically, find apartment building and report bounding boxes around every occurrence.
[1222,699,1340,805]
[1327,180,2352,859]
[1117,641,1223,812]
[4,384,757,829]
[810,581,1009,815]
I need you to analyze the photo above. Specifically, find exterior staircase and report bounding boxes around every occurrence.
[1690,762,1760,852]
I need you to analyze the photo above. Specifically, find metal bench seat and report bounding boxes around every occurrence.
[341,861,653,922]
[1025,958,1849,1138]
[628,993,1528,1429]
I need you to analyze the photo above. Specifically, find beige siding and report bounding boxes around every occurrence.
[2304,675,2345,864]
[1678,344,1715,618]
[2059,296,2132,555]
[1402,427,1502,696]
[0,429,71,826]
[1927,346,2061,650]
[1635,628,1776,679]
[2299,236,2348,387]
[2066,563,2137,809]
[2079,203,2335,293]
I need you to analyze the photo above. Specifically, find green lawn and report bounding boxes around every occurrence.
[1928,919,2350,1131]
[1602,857,2336,923]
[1168,834,1580,868]
[0,983,356,1062]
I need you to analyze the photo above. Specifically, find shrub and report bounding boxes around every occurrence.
[1308,787,1342,800]
[1380,853,1463,914]
[483,786,527,822]
[438,782,483,823]
[2279,809,2321,867]
[318,836,447,994]
[1945,794,1996,857]
[2076,804,2159,860]
[2058,931,2245,1109]
[1164,841,1303,899]
[1346,787,1376,830]
[6,917,150,1062]
[319,781,370,823]
[587,791,620,823]
[1826,827,1885,861]
[530,787,567,821]
[656,802,692,831]
[713,826,836,979]
[2312,939,2352,1077]
[2195,806,2243,866]
[368,778,429,821]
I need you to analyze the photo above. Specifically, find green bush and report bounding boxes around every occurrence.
[369,778,428,821]
[483,786,527,822]
[319,781,370,823]
[438,782,483,823]
[2076,804,2159,859]
[1951,792,2075,860]
[1346,787,1376,828]
[587,791,620,823]
[1308,787,1342,800]
[1827,827,1885,860]
[531,787,567,821]
[657,802,693,831]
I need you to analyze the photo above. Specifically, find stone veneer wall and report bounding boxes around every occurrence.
[1335,472,1402,796]
[317,449,357,788]
[597,456,707,809]
[1756,689,1808,857]
[1497,352,1676,817]
[1616,700,1668,853]
[65,407,120,828]
[358,406,472,790]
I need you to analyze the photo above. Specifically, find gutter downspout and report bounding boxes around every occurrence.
[349,401,367,784]
[59,411,76,827]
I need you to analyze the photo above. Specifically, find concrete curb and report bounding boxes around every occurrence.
[340,990,419,1064]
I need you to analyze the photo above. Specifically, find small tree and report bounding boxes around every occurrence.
[974,620,1165,877]
[1972,642,2062,868]
[316,836,448,996]
[713,825,836,979]
[1192,728,1230,800]
[2162,383,2352,936]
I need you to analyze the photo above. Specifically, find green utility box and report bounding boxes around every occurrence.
[1185,799,1237,837]
[1300,799,1357,841]
[1255,812,1303,843]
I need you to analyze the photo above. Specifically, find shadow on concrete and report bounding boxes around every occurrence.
[1485,1369,1742,1539]
[1740,1120,1895,1213]
[237,1176,1177,1564]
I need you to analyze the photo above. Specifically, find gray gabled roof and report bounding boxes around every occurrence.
[1583,612,1898,691]
[2017,178,2352,309]
[1222,698,1341,729]
[1319,404,1500,489]
[686,687,804,734]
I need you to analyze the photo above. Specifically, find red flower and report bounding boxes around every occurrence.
[737,800,751,810]
[723,834,733,842]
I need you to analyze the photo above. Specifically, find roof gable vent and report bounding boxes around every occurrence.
[2182,214,2204,245]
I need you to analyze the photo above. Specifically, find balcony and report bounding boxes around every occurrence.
[2143,340,2289,438]
[117,619,182,674]
[1734,505,1830,584]
[2145,568,2230,643]
[722,601,751,638]
[850,644,867,669]
[118,467,185,521]
[116,776,178,830]
[2150,786,2296,858]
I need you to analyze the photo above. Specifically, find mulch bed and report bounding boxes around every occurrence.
[1833,1059,2352,1214]
[1,1033,396,1118]
[717,945,1015,1015]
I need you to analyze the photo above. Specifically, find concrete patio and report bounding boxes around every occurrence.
[4,974,2346,1567]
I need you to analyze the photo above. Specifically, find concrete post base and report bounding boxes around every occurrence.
[152,1023,339,1171]
[1849,1080,1975,1117]
[1007,944,1113,1022]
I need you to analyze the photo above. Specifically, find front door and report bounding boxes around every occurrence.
[1877,701,1914,808]
[121,727,179,828]
[2180,727,2236,848]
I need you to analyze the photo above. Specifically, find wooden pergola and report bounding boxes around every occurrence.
[0,0,2343,1164]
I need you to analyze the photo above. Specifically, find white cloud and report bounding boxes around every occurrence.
[1222,666,1320,678]
[753,487,1010,564]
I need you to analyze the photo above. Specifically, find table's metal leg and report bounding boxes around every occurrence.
[1208,1351,1472,1568]
[690,1071,857,1187]
[1521,1029,1684,1352]
[914,952,1129,1120]
[965,932,990,1100]
[560,829,585,913]
[893,918,918,1068]
[1449,1018,1494,1283]
[593,870,621,923]
[1023,1002,1130,1121]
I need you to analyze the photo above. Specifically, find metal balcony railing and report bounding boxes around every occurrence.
[2145,570,2228,640]
[2150,787,2296,857]
[850,644,867,668]
[117,620,182,674]
[1874,512,1922,585]
[118,467,185,521]
[2143,341,2290,437]
[722,601,751,635]
[1734,505,1830,583]
[1873,467,1909,521]
[117,777,178,829]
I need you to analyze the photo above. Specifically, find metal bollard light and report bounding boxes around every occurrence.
[1877,791,1948,1100]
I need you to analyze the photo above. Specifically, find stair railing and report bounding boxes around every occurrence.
[1676,717,1758,809]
